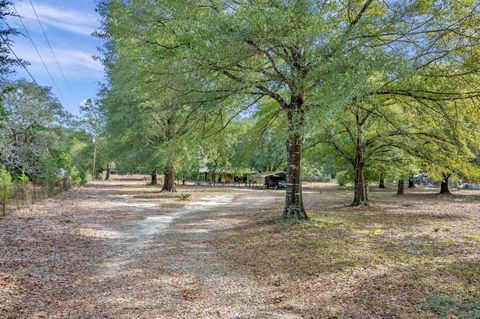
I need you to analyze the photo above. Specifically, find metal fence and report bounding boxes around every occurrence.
[1,181,65,216]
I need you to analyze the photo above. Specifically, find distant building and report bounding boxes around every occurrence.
[198,167,256,184]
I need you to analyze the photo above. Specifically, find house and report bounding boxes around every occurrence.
[198,167,256,184]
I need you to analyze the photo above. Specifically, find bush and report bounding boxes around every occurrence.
[336,170,352,187]
[69,166,83,186]
[0,165,12,216]
[302,163,332,182]
[176,193,191,201]
[40,157,60,196]
[17,171,29,207]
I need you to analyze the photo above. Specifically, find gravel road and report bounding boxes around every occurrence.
[0,178,300,318]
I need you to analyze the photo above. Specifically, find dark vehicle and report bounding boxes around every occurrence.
[265,172,287,189]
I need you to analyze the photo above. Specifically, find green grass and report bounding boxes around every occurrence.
[176,193,191,201]
[463,233,480,241]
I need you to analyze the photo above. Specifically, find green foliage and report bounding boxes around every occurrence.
[0,80,66,177]
[336,170,352,187]
[422,295,480,319]
[302,162,332,182]
[176,193,191,201]
[69,166,82,186]
[40,156,59,195]
[97,0,480,210]
[16,171,29,206]
[0,1,18,78]
[0,164,12,215]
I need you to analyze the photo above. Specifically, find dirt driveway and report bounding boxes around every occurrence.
[0,178,298,318]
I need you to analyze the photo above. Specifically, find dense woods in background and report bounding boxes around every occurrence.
[0,2,109,214]
[96,0,480,219]
[0,78,110,214]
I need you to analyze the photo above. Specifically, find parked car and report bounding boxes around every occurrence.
[265,176,287,189]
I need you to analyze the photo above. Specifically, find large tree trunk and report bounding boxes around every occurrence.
[283,103,307,220]
[397,179,405,195]
[353,162,368,205]
[379,177,386,188]
[439,174,451,195]
[161,152,176,192]
[105,163,111,181]
[161,116,177,192]
[151,171,158,185]
[352,113,368,206]
[408,175,415,188]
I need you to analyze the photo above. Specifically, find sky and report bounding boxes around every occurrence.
[6,0,104,115]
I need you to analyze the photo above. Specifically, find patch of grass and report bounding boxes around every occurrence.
[463,233,480,241]
[355,227,385,235]
[440,238,458,245]
[306,214,346,229]
[176,193,191,201]
[422,295,480,319]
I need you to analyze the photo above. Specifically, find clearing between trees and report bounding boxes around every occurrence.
[1,176,479,318]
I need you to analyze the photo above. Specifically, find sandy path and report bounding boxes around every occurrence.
[0,178,299,318]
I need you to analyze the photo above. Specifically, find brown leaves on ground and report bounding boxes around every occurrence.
[0,178,298,318]
[1,178,479,319]
[219,186,480,319]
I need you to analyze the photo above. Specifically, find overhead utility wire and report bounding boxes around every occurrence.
[12,3,67,104]
[0,33,38,84]
[28,0,76,99]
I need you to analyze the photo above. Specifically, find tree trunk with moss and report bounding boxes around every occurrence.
[352,109,368,206]
[161,116,177,192]
[161,153,176,192]
[283,102,307,220]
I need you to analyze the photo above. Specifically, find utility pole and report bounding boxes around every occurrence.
[92,135,97,180]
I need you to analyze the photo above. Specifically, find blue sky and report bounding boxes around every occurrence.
[7,0,104,115]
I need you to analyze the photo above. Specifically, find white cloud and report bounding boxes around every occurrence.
[13,42,104,78]
[79,98,90,107]
[13,2,99,36]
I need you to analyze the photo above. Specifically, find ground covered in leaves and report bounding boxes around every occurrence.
[0,177,298,318]
[0,177,479,318]
[220,184,480,318]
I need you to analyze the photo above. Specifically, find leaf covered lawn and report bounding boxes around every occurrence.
[220,187,480,318]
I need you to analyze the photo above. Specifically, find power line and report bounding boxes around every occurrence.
[12,3,67,105]
[0,34,38,85]
[28,0,76,99]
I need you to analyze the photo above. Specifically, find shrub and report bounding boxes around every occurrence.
[69,166,83,186]
[40,157,60,196]
[176,193,191,201]
[0,165,12,216]
[336,170,352,187]
[17,171,29,207]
